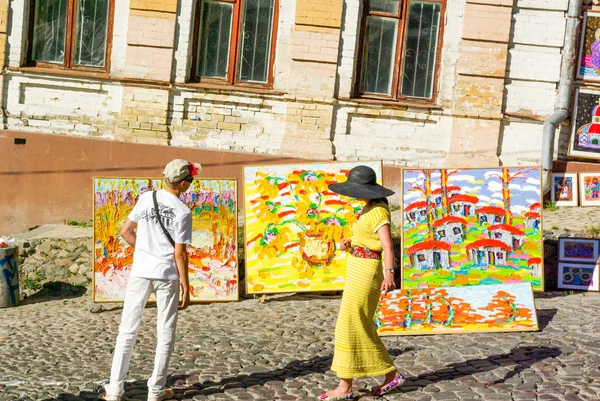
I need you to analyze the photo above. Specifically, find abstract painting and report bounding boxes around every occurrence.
[551,173,578,207]
[244,161,382,294]
[579,172,600,206]
[557,263,599,291]
[93,178,238,302]
[568,88,600,159]
[577,12,600,82]
[558,237,599,263]
[375,283,538,336]
[402,167,544,291]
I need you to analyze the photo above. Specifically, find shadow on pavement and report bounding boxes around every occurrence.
[34,345,561,400]
[19,281,87,305]
[536,308,558,331]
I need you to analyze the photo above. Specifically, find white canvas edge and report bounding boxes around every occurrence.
[557,262,600,291]
[551,172,579,207]
[558,237,600,262]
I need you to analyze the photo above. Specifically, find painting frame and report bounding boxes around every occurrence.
[576,11,600,82]
[375,283,539,336]
[92,176,239,303]
[558,237,600,263]
[579,172,600,206]
[557,262,600,291]
[568,88,600,160]
[400,166,544,292]
[243,160,384,295]
[550,172,578,207]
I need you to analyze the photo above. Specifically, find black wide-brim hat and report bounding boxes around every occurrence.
[328,165,395,199]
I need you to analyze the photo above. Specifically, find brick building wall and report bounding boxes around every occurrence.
[0,0,574,168]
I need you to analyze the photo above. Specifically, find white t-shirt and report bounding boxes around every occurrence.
[128,189,192,280]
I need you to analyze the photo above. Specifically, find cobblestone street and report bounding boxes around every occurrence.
[1,289,599,401]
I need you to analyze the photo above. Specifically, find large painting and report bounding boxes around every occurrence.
[577,12,600,82]
[93,178,238,302]
[244,161,382,294]
[375,283,538,336]
[402,167,544,291]
[568,88,600,159]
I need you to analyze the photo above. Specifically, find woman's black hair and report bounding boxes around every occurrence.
[371,197,389,205]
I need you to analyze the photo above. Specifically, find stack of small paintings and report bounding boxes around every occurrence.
[557,238,600,291]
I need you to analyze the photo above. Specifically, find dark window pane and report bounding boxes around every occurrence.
[74,0,110,67]
[32,0,67,63]
[401,1,441,99]
[369,0,399,14]
[236,0,275,83]
[359,16,398,95]
[197,1,234,79]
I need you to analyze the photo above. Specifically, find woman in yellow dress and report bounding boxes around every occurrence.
[319,165,405,401]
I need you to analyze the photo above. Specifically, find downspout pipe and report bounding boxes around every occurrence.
[541,0,581,195]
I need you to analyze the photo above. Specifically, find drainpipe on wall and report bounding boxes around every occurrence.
[541,0,582,195]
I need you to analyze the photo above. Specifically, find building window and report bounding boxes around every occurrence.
[191,0,278,86]
[417,254,425,262]
[356,0,443,101]
[438,229,445,238]
[453,227,461,235]
[28,0,114,70]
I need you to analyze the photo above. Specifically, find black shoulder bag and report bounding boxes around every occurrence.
[153,190,175,247]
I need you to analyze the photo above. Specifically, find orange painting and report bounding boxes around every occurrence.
[375,283,538,336]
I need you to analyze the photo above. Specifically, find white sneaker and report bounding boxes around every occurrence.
[101,394,121,401]
[147,388,174,401]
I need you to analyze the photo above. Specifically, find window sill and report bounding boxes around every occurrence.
[8,66,112,80]
[338,96,443,111]
[176,82,285,96]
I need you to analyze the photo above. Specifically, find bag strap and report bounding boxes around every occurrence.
[153,190,175,247]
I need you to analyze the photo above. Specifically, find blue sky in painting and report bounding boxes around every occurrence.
[403,168,541,216]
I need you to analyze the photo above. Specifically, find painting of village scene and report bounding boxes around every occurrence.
[93,178,238,302]
[558,263,599,291]
[568,88,600,159]
[244,161,382,294]
[375,283,538,335]
[402,167,544,291]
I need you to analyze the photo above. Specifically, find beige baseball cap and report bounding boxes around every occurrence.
[163,159,202,183]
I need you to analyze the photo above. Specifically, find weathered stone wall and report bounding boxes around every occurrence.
[17,238,93,297]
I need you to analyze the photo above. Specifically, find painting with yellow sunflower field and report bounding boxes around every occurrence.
[93,177,238,302]
[244,161,383,294]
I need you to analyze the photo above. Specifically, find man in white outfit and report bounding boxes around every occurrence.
[103,159,201,401]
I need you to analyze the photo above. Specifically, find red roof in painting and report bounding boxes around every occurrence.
[529,202,540,210]
[466,239,511,251]
[406,240,452,254]
[487,224,524,235]
[405,200,429,212]
[433,216,468,228]
[528,257,542,265]
[476,206,506,215]
[524,211,541,218]
[448,194,478,204]
[432,186,461,195]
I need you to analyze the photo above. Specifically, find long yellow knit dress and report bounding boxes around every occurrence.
[331,202,396,378]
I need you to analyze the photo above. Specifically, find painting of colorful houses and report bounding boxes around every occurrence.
[375,283,538,336]
[568,88,600,160]
[402,167,544,291]
[93,178,238,302]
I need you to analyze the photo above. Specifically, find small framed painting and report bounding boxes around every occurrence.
[558,263,599,291]
[558,237,600,263]
[568,88,600,160]
[579,172,600,206]
[551,173,578,206]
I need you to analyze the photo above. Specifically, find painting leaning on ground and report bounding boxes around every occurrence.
[402,167,543,291]
[93,178,238,302]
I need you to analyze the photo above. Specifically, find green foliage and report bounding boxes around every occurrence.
[66,219,92,227]
[22,271,43,291]
[543,201,558,212]
[587,224,600,236]
[552,225,559,230]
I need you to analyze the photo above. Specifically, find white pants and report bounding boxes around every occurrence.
[105,276,179,397]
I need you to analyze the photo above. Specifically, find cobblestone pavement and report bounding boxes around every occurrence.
[1,290,600,401]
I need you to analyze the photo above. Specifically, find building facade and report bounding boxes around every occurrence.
[0,0,575,166]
